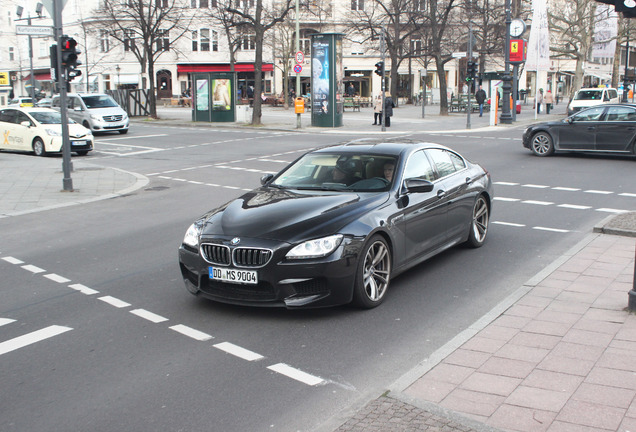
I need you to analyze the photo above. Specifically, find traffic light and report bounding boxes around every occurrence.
[49,44,58,83]
[466,61,477,81]
[60,36,80,68]
[375,61,384,77]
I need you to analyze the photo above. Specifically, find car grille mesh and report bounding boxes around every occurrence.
[103,115,124,122]
[200,244,272,268]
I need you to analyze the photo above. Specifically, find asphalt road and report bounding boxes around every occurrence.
[1,124,635,432]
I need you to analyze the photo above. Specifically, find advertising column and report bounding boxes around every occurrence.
[192,72,235,122]
[311,33,343,127]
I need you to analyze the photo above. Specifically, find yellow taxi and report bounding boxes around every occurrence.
[0,107,94,156]
[8,97,35,107]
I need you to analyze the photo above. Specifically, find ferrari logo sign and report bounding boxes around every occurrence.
[509,39,526,64]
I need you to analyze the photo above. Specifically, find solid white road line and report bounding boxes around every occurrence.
[98,296,131,308]
[130,309,169,323]
[522,200,554,206]
[214,342,264,361]
[169,325,213,341]
[267,363,324,386]
[597,208,629,214]
[492,221,525,227]
[558,204,592,210]
[533,226,571,233]
[0,318,16,327]
[585,190,613,195]
[0,325,72,356]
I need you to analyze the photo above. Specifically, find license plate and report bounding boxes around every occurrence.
[209,267,258,285]
[71,140,86,146]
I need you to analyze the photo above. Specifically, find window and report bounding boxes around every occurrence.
[9,47,14,61]
[412,0,426,11]
[240,34,256,50]
[573,106,605,122]
[100,30,110,53]
[192,29,217,52]
[191,0,209,6]
[403,151,436,182]
[427,149,457,178]
[410,39,422,56]
[124,29,136,51]
[156,0,168,7]
[157,29,170,51]
[605,106,636,122]
[236,0,254,7]
[351,0,363,10]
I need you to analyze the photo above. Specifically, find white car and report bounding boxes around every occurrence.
[0,107,94,156]
[567,87,620,116]
[52,93,129,134]
[8,97,35,108]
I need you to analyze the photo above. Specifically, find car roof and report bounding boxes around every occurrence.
[2,107,58,114]
[312,142,452,157]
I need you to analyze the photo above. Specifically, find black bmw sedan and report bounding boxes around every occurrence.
[178,142,492,309]
[523,103,636,157]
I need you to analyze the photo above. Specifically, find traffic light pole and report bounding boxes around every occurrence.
[380,33,386,133]
[466,2,473,130]
[53,0,73,191]
[500,0,513,124]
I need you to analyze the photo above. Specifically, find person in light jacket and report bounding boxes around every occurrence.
[544,90,554,114]
[373,94,382,125]
[384,92,395,127]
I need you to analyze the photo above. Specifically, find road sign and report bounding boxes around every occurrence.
[293,64,302,73]
[295,51,304,64]
[452,52,467,58]
[16,25,54,36]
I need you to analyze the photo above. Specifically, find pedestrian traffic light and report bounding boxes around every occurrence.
[60,36,79,67]
[375,61,384,77]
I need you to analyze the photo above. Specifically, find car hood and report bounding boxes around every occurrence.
[42,123,91,137]
[200,187,390,242]
[86,107,127,116]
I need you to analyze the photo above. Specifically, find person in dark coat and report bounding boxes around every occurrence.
[475,85,487,117]
[384,92,395,127]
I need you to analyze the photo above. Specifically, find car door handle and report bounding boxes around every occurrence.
[465,177,472,185]
[587,126,596,131]
[437,190,446,198]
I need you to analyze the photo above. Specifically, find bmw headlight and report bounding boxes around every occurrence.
[183,221,204,248]
[45,128,61,136]
[286,234,343,259]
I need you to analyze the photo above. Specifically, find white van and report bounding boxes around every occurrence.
[567,88,620,116]
[52,93,129,134]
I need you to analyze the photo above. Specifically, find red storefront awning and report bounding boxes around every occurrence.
[23,72,52,81]
[177,63,273,73]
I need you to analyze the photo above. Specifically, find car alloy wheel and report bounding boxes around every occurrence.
[531,132,554,156]
[32,138,46,157]
[353,235,391,308]
[467,195,489,248]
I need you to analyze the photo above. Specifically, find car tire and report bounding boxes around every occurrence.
[119,129,128,135]
[32,138,46,157]
[466,195,489,248]
[530,132,554,156]
[82,121,91,130]
[76,151,89,156]
[352,235,391,308]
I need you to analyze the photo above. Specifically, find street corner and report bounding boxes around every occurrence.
[594,211,636,237]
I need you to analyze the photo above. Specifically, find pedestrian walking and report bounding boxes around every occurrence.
[373,94,382,125]
[475,85,487,117]
[536,88,544,114]
[544,90,554,114]
[384,92,395,127]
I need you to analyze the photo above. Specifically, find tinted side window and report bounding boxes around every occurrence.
[606,106,636,122]
[16,112,32,125]
[427,149,457,178]
[52,98,60,107]
[574,106,605,121]
[448,152,466,171]
[0,110,15,123]
[403,150,436,182]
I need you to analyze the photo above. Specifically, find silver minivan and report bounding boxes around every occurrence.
[52,93,129,134]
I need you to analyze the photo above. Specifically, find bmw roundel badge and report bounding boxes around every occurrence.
[231,237,240,245]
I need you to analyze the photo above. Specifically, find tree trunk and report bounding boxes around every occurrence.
[436,55,449,115]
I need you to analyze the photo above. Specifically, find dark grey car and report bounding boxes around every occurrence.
[523,103,636,157]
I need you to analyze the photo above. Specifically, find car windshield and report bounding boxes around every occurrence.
[272,153,397,192]
[574,90,603,101]
[29,111,75,125]
[81,95,119,108]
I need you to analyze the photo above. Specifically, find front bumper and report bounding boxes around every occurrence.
[46,137,94,154]
[178,236,362,308]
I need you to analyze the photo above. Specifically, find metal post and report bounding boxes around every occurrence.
[501,0,513,124]
[421,69,426,119]
[295,0,301,129]
[624,33,630,103]
[629,245,636,311]
[53,0,73,191]
[381,33,386,132]
[512,64,518,121]
[27,16,36,101]
[466,1,473,130]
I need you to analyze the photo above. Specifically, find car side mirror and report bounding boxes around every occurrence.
[261,173,274,185]
[74,107,83,111]
[403,178,434,193]
[20,121,31,128]
[567,117,574,124]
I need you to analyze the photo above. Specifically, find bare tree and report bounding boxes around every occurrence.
[548,0,601,98]
[347,0,423,103]
[227,0,295,125]
[94,0,192,118]
[268,18,295,108]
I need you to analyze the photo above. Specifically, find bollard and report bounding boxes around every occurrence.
[630,244,636,311]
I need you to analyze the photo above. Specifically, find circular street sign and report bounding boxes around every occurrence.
[295,51,304,64]
[293,64,302,73]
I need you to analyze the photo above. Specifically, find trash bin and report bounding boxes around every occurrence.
[295,97,305,114]
[236,105,253,122]
[516,100,521,114]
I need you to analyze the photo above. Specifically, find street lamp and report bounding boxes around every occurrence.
[500,0,513,124]
[16,3,44,101]
[116,64,121,89]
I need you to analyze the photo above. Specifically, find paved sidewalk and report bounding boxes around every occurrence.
[331,215,636,432]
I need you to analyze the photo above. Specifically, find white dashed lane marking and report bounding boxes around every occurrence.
[170,325,213,341]
[214,342,264,362]
[98,296,131,308]
[130,309,169,323]
[268,363,325,386]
